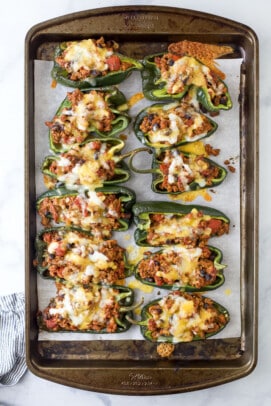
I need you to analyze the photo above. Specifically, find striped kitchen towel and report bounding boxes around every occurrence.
[0,293,27,385]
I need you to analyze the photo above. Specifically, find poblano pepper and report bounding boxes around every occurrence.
[132,201,230,247]
[36,185,136,237]
[37,282,136,333]
[46,87,130,153]
[141,53,232,111]
[126,291,230,343]
[35,226,133,285]
[42,137,150,191]
[133,100,218,149]
[129,148,227,195]
[51,38,143,89]
[134,245,226,291]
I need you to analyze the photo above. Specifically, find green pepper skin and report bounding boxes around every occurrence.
[37,284,134,333]
[139,293,230,342]
[196,83,232,112]
[49,87,130,153]
[35,226,134,281]
[151,151,227,194]
[35,226,92,276]
[52,43,143,89]
[142,53,232,111]
[134,103,218,149]
[42,137,130,189]
[134,245,225,292]
[141,53,189,101]
[36,185,136,232]
[132,201,230,247]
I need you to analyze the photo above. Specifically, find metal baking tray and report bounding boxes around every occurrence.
[25,6,258,394]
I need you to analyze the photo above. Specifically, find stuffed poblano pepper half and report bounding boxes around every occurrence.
[127,291,230,343]
[134,245,226,291]
[134,101,218,149]
[37,282,135,333]
[142,52,232,111]
[51,37,143,89]
[129,148,227,195]
[42,137,130,190]
[36,185,135,238]
[35,227,133,285]
[46,87,130,153]
[132,201,230,247]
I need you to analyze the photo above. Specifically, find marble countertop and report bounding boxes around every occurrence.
[0,0,269,404]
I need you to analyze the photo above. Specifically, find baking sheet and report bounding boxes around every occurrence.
[34,58,242,341]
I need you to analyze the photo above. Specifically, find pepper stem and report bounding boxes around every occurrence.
[125,314,148,326]
[127,148,158,174]
[116,147,153,163]
[120,296,144,313]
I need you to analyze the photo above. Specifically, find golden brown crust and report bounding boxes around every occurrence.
[156,343,175,358]
[168,40,234,79]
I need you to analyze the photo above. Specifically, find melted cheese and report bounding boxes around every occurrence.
[163,56,208,94]
[175,190,213,203]
[163,149,209,190]
[63,39,112,74]
[155,210,209,238]
[70,191,116,232]
[78,161,103,189]
[57,156,72,167]
[55,91,112,148]
[147,105,207,146]
[58,163,81,187]
[128,279,154,294]
[180,141,207,156]
[155,293,216,343]
[47,230,118,284]
[74,92,111,131]
[57,141,114,190]
[126,245,147,265]
[150,209,211,245]
[49,285,116,329]
[85,191,106,209]
[65,250,111,272]
[166,150,193,187]
[156,246,202,284]
[128,92,144,107]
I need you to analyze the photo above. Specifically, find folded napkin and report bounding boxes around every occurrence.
[0,293,27,386]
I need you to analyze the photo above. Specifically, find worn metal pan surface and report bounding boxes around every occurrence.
[25,5,258,394]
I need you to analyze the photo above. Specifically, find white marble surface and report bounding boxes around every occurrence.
[0,0,269,404]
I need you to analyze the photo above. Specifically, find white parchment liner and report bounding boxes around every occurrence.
[35,59,242,341]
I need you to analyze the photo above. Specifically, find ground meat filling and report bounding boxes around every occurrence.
[38,192,130,237]
[137,246,218,288]
[55,37,133,81]
[154,53,229,105]
[146,209,229,247]
[147,291,228,342]
[45,89,116,147]
[139,103,213,146]
[39,283,122,333]
[157,150,221,193]
[45,140,116,190]
[41,230,126,285]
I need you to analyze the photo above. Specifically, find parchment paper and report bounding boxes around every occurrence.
[35,59,242,341]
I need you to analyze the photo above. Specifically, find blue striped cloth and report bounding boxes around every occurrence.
[0,293,27,385]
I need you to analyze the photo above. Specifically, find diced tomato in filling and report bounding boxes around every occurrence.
[45,318,58,330]
[106,55,121,71]
[207,219,223,234]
